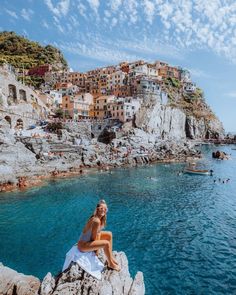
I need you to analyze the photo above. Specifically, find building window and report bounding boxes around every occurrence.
[65,104,68,108]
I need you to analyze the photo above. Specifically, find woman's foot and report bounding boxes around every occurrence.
[107,262,121,272]
[112,258,119,265]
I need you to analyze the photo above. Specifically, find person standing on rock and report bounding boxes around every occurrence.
[78,199,120,271]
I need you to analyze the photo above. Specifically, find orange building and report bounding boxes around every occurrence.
[158,65,180,80]
[93,95,115,118]
[62,95,75,119]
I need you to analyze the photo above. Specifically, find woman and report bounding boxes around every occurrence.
[78,200,120,271]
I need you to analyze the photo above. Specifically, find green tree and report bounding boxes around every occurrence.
[54,108,64,119]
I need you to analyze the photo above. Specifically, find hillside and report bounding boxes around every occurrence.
[0,31,67,87]
[163,77,217,122]
[0,31,67,70]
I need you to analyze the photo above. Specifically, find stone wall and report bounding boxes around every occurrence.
[0,65,50,125]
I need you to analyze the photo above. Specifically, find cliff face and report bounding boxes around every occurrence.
[135,92,224,140]
[185,115,224,139]
[135,97,186,139]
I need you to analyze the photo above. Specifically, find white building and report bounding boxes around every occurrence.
[49,90,62,106]
[136,76,161,95]
[74,93,93,118]
[183,82,196,93]
[147,65,158,77]
[180,69,191,82]
[107,71,126,91]
[107,97,141,122]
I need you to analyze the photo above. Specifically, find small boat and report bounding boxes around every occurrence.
[184,168,213,175]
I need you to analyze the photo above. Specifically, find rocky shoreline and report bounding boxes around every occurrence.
[0,251,145,295]
[0,119,202,194]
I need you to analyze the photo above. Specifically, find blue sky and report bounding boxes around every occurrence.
[0,0,236,132]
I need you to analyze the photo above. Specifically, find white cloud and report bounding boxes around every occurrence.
[111,17,118,27]
[143,0,155,24]
[55,23,65,34]
[108,0,122,12]
[152,0,236,63]
[70,15,79,27]
[77,3,87,18]
[56,32,183,66]
[86,0,100,14]
[44,0,70,17]
[42,20,49,29]
[21,8,34,21]
[10,0,236,65]
[226,91,236,98]
[124,0,138,24]
[5,9,18,19]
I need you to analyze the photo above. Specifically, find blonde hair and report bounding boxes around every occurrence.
[90,199,107,228]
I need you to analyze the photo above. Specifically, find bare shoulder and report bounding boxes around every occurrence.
[91,217,100,225]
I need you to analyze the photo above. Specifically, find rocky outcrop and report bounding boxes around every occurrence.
[0,252,145,295]
[135,94,224,140]
[135,98,186,139]
[0,119,37,186]
[0,263,40,295]
[185,115,224,139]
[40,251,144,295]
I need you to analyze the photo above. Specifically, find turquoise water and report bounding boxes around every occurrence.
[1,145,236,294]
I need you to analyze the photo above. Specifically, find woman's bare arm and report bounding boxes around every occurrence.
[91,218,100,241]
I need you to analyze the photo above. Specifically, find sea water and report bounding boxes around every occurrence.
[0,145,236,294]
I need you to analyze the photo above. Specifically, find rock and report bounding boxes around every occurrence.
[38,251,145,295]
[0,263,40,295]
[98,129,116,144]
[40,272,55,295]
[129,272,145,295]
[135,99,186,139]
[185,115,224,140]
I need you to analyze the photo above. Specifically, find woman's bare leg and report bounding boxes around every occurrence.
[100,231,119,265]
[78,240,119,271]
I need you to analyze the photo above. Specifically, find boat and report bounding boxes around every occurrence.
[184,168,213,175]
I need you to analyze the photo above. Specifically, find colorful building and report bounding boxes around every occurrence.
[28,64,52,77]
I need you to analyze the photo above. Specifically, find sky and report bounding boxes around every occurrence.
[0,0,236,132]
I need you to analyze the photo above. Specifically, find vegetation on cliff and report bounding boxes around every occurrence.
[0,31,68,87]
[0,31,67,69]
[164,77,216,122]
